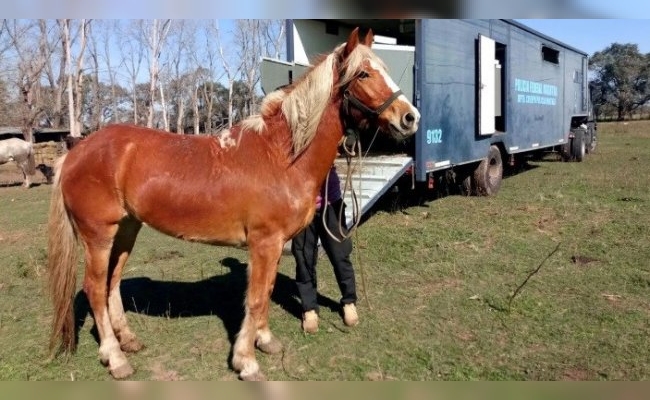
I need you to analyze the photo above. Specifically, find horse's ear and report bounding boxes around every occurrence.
[363,29,374,47]
[344,27,361,57]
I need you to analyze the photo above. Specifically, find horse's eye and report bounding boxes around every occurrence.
[359,71,370,79]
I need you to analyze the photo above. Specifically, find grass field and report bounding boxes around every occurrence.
[1,121,649,380]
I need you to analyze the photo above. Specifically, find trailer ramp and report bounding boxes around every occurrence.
[334,155,413,229]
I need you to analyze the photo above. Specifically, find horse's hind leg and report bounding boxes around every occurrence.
[107,217,143,353]
[19,163,31,188]
[81,235,134,379]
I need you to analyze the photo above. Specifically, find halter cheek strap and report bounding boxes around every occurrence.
[343,89,403,118]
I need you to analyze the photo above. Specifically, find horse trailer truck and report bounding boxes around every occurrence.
[261,19,597,226]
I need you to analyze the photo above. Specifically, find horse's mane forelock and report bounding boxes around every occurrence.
[338,44,386,88]
[246,43,379,156]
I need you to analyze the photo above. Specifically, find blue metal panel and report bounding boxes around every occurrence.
[414,19,588,182]
[415,20,490,181]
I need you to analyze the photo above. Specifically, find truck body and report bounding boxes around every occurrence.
[261,19,596,225]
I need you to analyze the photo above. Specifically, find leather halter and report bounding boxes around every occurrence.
[342,88,403,118]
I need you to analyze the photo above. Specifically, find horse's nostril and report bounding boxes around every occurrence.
[403,112,415,127]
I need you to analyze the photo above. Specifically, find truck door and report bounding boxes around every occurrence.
[478,34,497,135]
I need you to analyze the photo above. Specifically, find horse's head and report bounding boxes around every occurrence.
[338,28,420,140]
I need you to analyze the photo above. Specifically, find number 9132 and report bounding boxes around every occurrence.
[426,129,443,144]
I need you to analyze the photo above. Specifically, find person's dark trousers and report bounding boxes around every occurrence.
[291,199,357,313]
[318,199,357,307]
[292,217,320,312]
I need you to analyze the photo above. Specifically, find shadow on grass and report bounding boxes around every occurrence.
[0,181,44,188]
[364,156,543,219]
[72,256,341,348]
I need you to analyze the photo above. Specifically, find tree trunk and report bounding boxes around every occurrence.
[159,84,169,131]
[62,20,76,136]
[147,58,158,128]
[192,86,199,134]
[205,81,214,132]
[72,19,88,137]
[145,19,171,129]
[175,96,184,133]
[227,80,234,128]
[132,77,138,124]
[90,30,102,131]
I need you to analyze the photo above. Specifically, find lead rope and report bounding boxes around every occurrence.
[321,126,381,311]
[354,127,379,311]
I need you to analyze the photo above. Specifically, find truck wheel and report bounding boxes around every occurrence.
[562,140,573,162]
[571,128,586,162]
[473,145,503,196]
[460,174,472,196]
[588,127,597,153]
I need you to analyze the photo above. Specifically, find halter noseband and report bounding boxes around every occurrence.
[342,88,403,118]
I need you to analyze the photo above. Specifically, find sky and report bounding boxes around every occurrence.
[517,19,650,56]
[4,0,650,19]
[3,1,650,58]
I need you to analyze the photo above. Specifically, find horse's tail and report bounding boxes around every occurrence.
[26,142,36,175]
[47,154,78,355]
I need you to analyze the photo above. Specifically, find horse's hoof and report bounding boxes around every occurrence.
[240,371,266,381]
[256,337,283,355]
[110,362,135,379]
[121,338,145,353]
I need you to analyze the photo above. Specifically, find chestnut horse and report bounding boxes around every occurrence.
[47,28,419,380]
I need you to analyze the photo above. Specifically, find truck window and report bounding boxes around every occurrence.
[542,45,559,64]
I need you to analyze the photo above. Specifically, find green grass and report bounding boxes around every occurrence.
[1,121,650,380]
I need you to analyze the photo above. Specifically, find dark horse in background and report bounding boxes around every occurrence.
[47,28,420,380]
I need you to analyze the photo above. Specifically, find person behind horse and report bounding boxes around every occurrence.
[291,165,358,333]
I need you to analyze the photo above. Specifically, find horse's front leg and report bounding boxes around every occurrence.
[232,234,283,381]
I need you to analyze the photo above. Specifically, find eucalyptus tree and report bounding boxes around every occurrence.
[60,18,90,137]
[590,43,650,120]
[138,19,171,128]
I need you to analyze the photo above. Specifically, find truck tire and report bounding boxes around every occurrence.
[587,126,597,153]
[473,145,503,196]
[460,175,472,196]
[571,128,586,162]
[562,141,573,161]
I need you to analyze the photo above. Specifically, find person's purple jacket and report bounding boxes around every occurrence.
[316,166,341,209]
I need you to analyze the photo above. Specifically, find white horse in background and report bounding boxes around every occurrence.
[0,138,36,188]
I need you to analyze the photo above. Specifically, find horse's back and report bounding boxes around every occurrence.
[61,124,206,197]
[59,125,247,242]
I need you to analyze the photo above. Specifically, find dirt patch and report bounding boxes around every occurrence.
[148,360,183,381]
[535,214,558,234]
[423,278,462,294]
[454,330,476,342]
[365,370,398,380]
[562,368,590,380]
[0,229,27,244]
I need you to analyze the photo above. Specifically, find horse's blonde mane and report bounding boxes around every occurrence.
[282,53,335,155]
[242,42,382,156]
